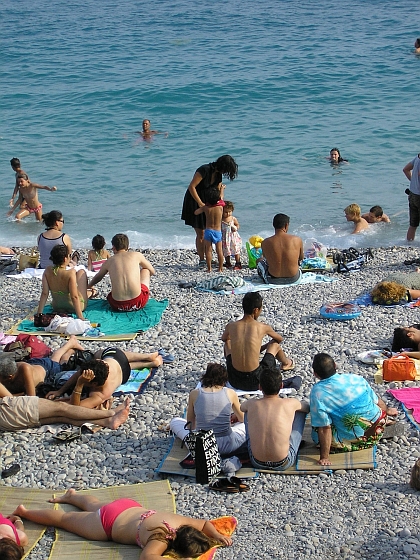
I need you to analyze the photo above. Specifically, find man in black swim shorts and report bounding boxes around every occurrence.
[46,347,163,409]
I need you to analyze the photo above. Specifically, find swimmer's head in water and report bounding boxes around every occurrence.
[415,38,420,49]
[142,119,151,131]
[10,157,21,171]
[330,148,342,163]
[344,203,361,220]
[368,205,384,222]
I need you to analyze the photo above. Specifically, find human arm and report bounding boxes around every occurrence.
[7,197,21,215]
[221,323,231,343]
[32,183,57,192]
[46,370,80,400]
[400,350,420,358]
[381,213,391,223]
[187,171,205,207]
[62,234,72,255]
[6,516,28,546]
[317,426,332,465]
[20,363,37,396]
[229,390,244,423]
[298,238,304,262]
[38,272,50,314]
[264,325,284,344]
[186,389,198,429]
[232,216,240,231]
[88,262,109,288]
[376,397,398,417]
[139,254,156,276]
[68,271,84,319]
[87,251,93,271]
[69,369,106,408]
[403,161,414,181]
[194,205,206,216]
[0,382,13,397]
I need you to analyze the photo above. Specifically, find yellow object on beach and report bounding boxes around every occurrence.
[248,235,264,248]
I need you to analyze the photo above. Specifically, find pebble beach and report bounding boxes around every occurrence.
[2,246,420,560]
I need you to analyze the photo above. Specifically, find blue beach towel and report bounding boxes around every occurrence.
[114,368,156,395]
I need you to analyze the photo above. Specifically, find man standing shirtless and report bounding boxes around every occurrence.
[221,292,298,391]
[88,233,155,311]
[257,213,303,285]
[46,346,162,408]
[241,366,309,470]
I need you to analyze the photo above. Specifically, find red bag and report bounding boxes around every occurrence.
[383,355,416,381]
[4,334,51,359]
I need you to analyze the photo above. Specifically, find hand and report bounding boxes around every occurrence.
[7,515,23,524]
[46,390,62,400]
[231,225,237,232]
[317,458,332,466]
[386,407,398,417]
[78,369,95,385]
[9,199,14,207]
[230,413,239,424]
[217,535,233,546]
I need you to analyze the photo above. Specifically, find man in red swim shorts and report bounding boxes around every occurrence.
[88,233,155,312]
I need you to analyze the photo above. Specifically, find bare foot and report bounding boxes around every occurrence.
[49,488,76,504]
[13,505,27,516]
[68,335,85,352]
[151,355,163,368]
[281,358,295,371]
[107,398,130,430]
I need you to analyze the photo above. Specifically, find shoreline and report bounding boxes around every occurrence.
[1,246,420,559]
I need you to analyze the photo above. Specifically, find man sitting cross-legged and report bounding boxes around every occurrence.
[310,353,399,465]
[0,336,85,396]
[0,382,130,432]
[221,291,300,392]
[240,366,309,471]
[46,347,163,408]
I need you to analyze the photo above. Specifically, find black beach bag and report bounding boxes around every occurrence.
[183,423,221,484]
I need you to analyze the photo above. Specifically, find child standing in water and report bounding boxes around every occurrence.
[222,201,242,269]
[88,235,111,272]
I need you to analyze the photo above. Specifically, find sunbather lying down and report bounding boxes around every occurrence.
[14,489,234,558]
[0,510,28,559]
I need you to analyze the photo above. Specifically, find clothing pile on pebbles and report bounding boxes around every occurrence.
[1,246,420,560]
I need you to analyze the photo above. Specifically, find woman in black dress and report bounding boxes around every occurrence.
[181,155,238,265]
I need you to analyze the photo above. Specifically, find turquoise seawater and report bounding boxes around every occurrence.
[1,0,419,250]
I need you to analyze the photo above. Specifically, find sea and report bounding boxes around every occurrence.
[1,0,420,251]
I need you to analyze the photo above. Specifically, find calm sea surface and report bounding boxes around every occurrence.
[1,0,420,250]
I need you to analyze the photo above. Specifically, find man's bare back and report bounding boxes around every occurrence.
[261,230,303,278]
[223,319,281,372]
[242,396,309,462]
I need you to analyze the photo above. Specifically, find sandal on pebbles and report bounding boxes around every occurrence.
[209,477,250,493]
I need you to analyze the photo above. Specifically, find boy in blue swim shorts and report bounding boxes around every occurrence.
[194,185,225,272]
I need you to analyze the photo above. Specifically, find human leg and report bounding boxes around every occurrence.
[407,226,417,242]
[194,228,205,261]
[15,209,30,221]
[51,335,85,365]
[287,411,307,465]
[204,240,213,272]
[50,488,106,511]
[408,193,420,241]
[76,270,89,305]
[123,350,162,369]
[14,503,107,541]
[169,417,189,441]
[215,240,224,272]
[267,340,293,370]
[38,398,130,430]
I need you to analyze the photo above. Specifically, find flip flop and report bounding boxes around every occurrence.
[1,464,21,478]
[209,478,239,493]
[88,287,98,299]
[158,349,175,363]
[229,476,250,492]
[281,358,295,372]
[71,251,80,264]
[52,428,82,443]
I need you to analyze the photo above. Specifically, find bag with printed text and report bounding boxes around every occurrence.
[182,422,221,484]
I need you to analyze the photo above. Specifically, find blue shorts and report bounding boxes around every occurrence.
[27,358,63,386]
[204,229,222,244]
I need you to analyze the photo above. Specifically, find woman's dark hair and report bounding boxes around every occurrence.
[92,235,106,251]
[0,538,24,560]
[330,147,347,163]
[50,244,69,265]
[42,210,63,229]
[146,525,218,558]
[391,326,420,352]
[215,155,238,181]
[201,363,228,388]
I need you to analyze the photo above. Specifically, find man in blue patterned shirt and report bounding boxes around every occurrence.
[310,353,398,465]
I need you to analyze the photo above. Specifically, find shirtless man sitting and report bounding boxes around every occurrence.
[88,233,155,312]
[257,213,303,285]
[7,174,57,222]
[240,366,309,470]
[0,336,85,396]
[46,346,163,408]
[0,381,129,432]
[221,292,299,392]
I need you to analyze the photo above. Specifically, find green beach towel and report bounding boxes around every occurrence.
[17,298,169,336]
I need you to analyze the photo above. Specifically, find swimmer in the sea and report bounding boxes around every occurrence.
[7,174,57,222]
[136,119,168,140]
[344,203,369,234]
[362,205,390,223]
[328,148,348,165]
[414,38,420,54]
